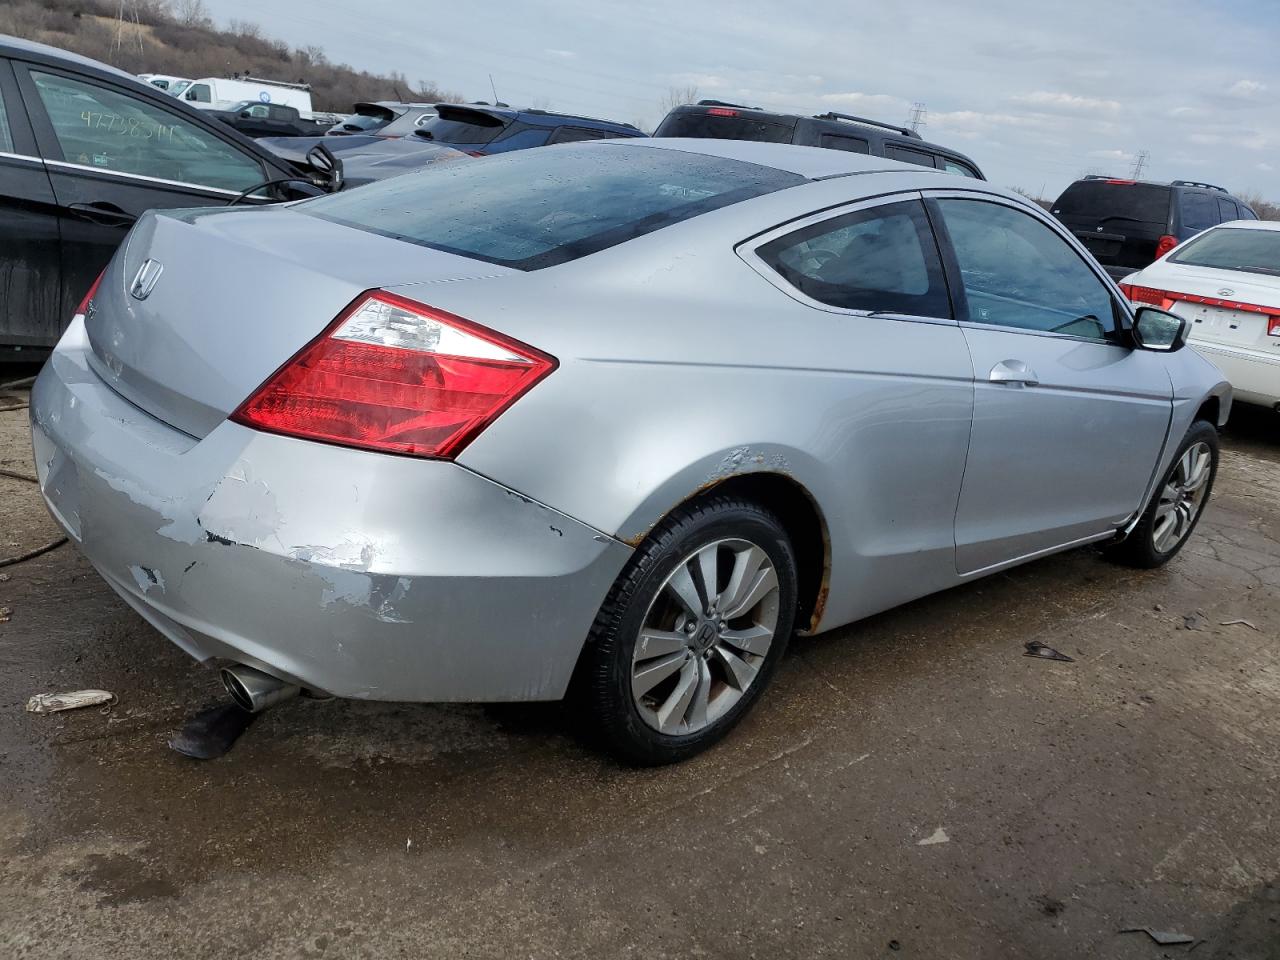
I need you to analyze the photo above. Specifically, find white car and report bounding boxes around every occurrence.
[1121,220,1280,409]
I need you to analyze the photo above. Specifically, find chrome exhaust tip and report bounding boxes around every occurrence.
[219,664,300,714]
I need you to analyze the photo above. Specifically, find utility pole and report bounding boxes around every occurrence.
[1130,150,1150,180]
[906,102,927,134]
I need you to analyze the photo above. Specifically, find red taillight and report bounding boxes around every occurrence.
[1119,283,1171,307]
[1155,234,1179,259]
[706,107,738,117]
[231,291,556,459]
[73,270,106,321]
[1270,317,1280,337]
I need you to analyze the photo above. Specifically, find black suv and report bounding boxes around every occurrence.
[1051,177,1258,280]
[654,101,984,179]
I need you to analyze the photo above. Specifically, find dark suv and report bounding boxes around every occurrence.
[411,103,644,154]
[654,101,984,179]
[1051,177,1258,280]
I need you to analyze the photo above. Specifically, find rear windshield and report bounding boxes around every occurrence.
[300,143,805,270]
[1169,227,1280,277]
[415,108,507,146]
[1052,182,1169,225]
[335,111,391,132]
[655,111,795,144]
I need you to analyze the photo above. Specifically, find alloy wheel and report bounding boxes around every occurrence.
[1152,441,1213,554]
[630,538,780,736]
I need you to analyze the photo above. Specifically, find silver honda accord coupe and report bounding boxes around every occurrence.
[31,139,1230,764]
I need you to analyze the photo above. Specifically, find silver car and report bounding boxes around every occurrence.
[31,140,1230,764]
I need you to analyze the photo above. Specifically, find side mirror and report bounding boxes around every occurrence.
[1132,306,1188,352]
[305,142,344,192]
[240,110,252,118]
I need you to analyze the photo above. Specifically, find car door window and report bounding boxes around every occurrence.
[820,134,870,153]
[30,71,265,191]
[1181,192,1216,232]
[936,198,1119,341]
[183,83,211,104]
[1217,198,1239,222]
[885,144,936,167]
[757,199,951,317]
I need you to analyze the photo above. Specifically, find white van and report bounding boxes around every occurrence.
[179,76,314,115]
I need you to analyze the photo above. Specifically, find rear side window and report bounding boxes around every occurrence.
[1181,192,1217,232]
[885,145,937,168]
[1169,227,1280,277]
[547,126,622,145]
[1051,182,1169,226]
[302,142,805,270]
[0,86,13,153]
[1239,205,1259,221]
[820,134,869,153]
[1217,198,1239,222]
[942,159,979,178]
[757,200,951,318]
[654,111,795,144]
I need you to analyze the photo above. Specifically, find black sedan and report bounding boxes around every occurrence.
[0,36,331,355]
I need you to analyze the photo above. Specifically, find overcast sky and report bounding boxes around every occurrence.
[206,0,1279,198]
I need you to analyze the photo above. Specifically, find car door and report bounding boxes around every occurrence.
[0,57,62,352]
[741,195,976,621]
[926,192,1172,575]
[14,63,272,333]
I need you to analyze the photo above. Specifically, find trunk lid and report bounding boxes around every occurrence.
[86,205,512,438]
[1154,264,1280,350]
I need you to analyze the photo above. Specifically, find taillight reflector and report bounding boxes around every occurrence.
[232,291,556,459]
[1119,283,1171,307]
[1155,234,1179,259]
[706,107,739,117]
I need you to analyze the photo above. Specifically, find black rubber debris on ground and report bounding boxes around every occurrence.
[168,702,257,760]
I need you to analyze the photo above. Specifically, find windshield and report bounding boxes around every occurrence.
[334,111,390,132]
[300,143,804,270]
[655,111,795,144]
[169,80,191,97]
[1169,227,1280,276]
[1051,181,1169,225]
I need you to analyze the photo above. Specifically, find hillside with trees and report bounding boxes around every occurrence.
[0,0,458,112]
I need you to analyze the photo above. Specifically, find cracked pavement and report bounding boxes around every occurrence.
[2,391,1279,959]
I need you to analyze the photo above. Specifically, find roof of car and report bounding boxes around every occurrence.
[1210,219,1280,232]
[0,34,137,82]
[433,102,639,132]
[624,137,944,180]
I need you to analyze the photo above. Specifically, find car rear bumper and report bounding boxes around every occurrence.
[1191,340,1280,408]
[30,319,631,701]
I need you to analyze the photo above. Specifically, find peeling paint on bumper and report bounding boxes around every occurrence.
[29,320,632,702]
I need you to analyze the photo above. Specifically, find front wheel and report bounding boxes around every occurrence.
[1106,420,1219,568]
[579,496,798,765]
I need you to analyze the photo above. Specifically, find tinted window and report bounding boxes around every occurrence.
[654,112,795,144]
[488,127,551,151]
[1051,181,1169,225]
[942,159,979,178]
[31,72,265,191]
[0,87,13,153]
[1181,192,1217,232]
[417,108,507,146]
[184,83,211,103]
[1169,227,1280,277]
[1239,205,1259,221]
[885,145,936,168]
[938,199,1118,340]
[302,143,804,270]
[758,200,951,317]
[547,126,621,145]
[820,134,870,154]
[1217,198,1239,222]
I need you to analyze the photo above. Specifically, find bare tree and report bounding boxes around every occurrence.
[1236,189,1280,221]
[658,84,699,116]
[173,0,211,27]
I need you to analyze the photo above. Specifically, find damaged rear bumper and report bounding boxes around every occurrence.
[29,319,631,701]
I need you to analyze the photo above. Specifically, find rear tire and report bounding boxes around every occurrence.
[580,496,798,766]
[1106,420,1218,568]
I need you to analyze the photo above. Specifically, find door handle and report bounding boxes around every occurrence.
[67,201,136,227]
[988,359,1039,386]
